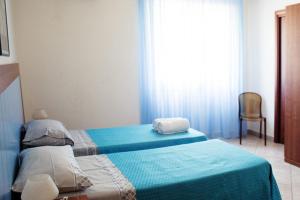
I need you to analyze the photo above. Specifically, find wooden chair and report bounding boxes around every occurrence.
[239,92,267,146]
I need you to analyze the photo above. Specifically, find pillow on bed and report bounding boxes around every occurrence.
[23,119,74,147]
[12,145,93,193]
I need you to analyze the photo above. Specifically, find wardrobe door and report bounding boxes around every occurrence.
[285,3,300,167]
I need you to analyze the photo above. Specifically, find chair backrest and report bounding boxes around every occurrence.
[239,92,262,119]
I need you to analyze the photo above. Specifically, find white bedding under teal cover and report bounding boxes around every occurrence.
[60,155,136,200]
[71,124,208,156]
[68,140,281,200]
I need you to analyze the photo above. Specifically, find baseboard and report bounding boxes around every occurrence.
[285,158,300,168]
[247,129,274,141]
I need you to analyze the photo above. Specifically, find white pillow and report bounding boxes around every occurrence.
[23,119,74,146]
[12,145,93,193]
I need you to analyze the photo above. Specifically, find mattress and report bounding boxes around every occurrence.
[62,140,281,200]
[70,124,208,156]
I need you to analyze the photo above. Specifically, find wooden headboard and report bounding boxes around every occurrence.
[0,63,24,200]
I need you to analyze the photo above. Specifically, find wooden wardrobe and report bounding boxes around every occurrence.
[284,3,300,167]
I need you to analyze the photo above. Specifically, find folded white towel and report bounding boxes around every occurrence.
[153,118,171,131]
[153,118,190,134]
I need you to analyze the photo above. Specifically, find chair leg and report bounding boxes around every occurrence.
[239,119,242,145]
[259,120,262,138]
[264,118,267,146]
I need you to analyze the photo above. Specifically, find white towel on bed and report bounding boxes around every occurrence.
[153,118,170,131]
[153,118,190,134]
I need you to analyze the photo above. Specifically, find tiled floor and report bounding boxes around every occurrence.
[223,135,300,200]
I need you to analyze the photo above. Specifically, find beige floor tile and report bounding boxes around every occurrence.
[293,194,300,200]
[278,182,292,200]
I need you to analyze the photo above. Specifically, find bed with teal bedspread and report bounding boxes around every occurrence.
[85,124,208,154]
[108,139,281,200]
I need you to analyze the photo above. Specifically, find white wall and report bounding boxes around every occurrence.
[12,0,140,129]
[0,0,16,64]
[244,0,300,137]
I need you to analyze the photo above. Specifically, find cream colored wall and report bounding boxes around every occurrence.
[14,0,300,133]
[12,0,140,129]
[0,0,16,64]
[244,0,300,137]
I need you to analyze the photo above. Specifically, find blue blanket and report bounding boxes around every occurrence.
[86,124,207,154]
[108,140,281,200]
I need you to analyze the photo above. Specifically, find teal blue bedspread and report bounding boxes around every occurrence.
[86,124,207,154]
[108,140,281,200]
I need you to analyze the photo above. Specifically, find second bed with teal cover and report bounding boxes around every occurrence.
[85,124,207,154]
[108,140,281,200]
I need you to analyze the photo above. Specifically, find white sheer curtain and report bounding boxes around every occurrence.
[139,0,243,138]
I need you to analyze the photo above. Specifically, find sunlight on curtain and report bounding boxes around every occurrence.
[139,0,243,139]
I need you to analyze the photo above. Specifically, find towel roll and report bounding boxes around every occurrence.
[153,118,190,134]
[153,118,170,131]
